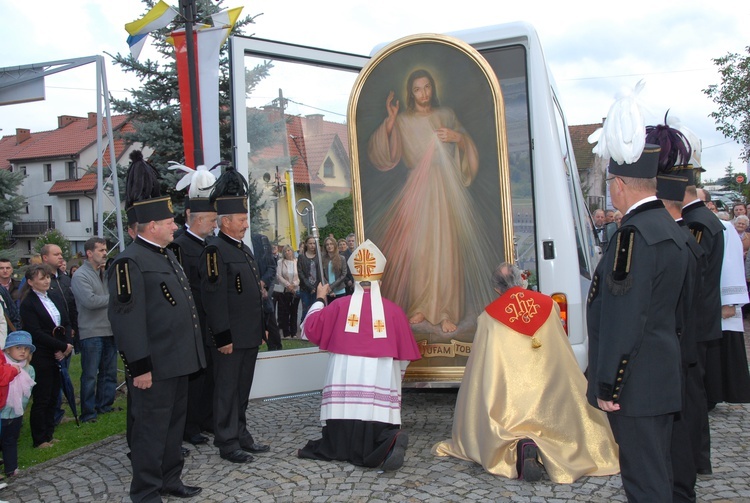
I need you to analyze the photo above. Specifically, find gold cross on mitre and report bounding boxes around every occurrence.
[347,314,359,327]
[353,249,377,277]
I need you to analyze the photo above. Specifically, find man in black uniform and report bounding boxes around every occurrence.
[108,151,206,502]
[587,144,689,502]
[169,167,218,446]
[252,232,282,351]
[680,165,724,476]
[200,166,269,464]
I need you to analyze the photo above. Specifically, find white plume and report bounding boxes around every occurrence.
[167,162,216,195]
[588,80,647,165]
[189,167,217,198]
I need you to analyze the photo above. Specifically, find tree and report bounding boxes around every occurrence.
[0,169,26,229]
[109,0,272,228]
[34,229,72,260]
[319,195,354,240]
[703,46,750,161]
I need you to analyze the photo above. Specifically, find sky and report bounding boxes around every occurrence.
[1,0,748,182]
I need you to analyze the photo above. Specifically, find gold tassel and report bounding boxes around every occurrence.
[531,336,541,349]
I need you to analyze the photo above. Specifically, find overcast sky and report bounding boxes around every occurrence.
[1,0,747,182]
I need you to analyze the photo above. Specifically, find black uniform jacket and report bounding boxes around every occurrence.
[681,200,725,343]
[107,237,205,381]
[199,232,265,349]
[169,229,209,339]
[587,199,689,417]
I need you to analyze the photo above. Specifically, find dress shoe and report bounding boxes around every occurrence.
[181,447,190,458]
[381,431,408,471]
[241,442,270,453]
[516,438,543,482]
[185,433,208,445]
[220,449,254,463]
[160,485,202,498]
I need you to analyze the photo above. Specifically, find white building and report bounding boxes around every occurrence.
[0,113,138,259]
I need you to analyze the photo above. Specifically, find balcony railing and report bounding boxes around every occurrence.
[12,220,55,237]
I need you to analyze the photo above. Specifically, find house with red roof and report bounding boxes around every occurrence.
[247,108,351,245]
[0,113,141,259]
[569,121,608,211]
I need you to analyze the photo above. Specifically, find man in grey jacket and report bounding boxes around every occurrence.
[71,237,118,423]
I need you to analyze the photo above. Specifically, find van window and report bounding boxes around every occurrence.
[552,93,593,279]
[479,46,538,288]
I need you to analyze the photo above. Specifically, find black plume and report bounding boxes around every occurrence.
[645,112,692,174]
[125,150,161,207]
[209,165,248,204]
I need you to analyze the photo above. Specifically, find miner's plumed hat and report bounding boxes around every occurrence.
[125,150,173,224]
[209,164,249,215]
[588,80,660,179]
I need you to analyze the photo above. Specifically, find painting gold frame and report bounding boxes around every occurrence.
[347,33,514,383]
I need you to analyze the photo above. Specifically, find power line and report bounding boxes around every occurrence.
[560,67,712,82]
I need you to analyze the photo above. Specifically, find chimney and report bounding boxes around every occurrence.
[305,114,324,136]
[57,115,79,129]
[15,128,30,145]
[87,112,97,129]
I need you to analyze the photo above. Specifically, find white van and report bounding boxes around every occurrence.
[230,21,599,397]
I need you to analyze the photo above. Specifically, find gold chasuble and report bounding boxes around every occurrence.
[432,287,619,483]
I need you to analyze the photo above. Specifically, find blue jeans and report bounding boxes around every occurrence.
[299,290,316,322]
[79,336,118,422]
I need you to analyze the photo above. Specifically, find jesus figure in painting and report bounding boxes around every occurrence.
[367,68,494,333]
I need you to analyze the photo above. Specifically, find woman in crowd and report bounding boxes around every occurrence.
[298,237,322,321]
[732,202,747,218]
[734,215,750,258]
[19,264,72,448]
[337,239,348,255]
[276,245,300,338]
[321,236,348,304]
[613,210,623,227]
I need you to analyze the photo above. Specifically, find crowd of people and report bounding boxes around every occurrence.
[1,130,749,503]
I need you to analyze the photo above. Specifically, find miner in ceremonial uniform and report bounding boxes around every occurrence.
[168,165,218,446]
[199,166,269,464]
[433,263,619,483]
[678,137,725,476]
[108,151,205,502]
[587,87,689,501]
[649,117,712,502]
[298,240,421,471]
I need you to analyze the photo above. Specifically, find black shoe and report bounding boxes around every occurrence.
[221,449,254,463]
[381,431,409,471]
[241,442,270,453]
[185,433,209,445]
[181,447,190,458]
[160,485,202,498]
[516,439,543,482]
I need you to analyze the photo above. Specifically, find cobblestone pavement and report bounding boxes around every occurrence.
[2,388,750,503]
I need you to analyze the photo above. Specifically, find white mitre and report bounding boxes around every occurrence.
[345,239,388,338]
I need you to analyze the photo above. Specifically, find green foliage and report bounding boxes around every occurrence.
[34,228,72,259]
[0,168,26,228]
[109,0,270,228]
[319,195,354,240]
[703,46,750,161]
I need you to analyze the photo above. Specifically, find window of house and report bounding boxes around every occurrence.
[24,203,29,214]
[68,199,80,222]
[44,163,52,182]
[18,165,26,176]
[67,161,77,180]
[323,157,334,178]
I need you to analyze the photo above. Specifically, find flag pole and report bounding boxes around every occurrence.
[180,0,203,167]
